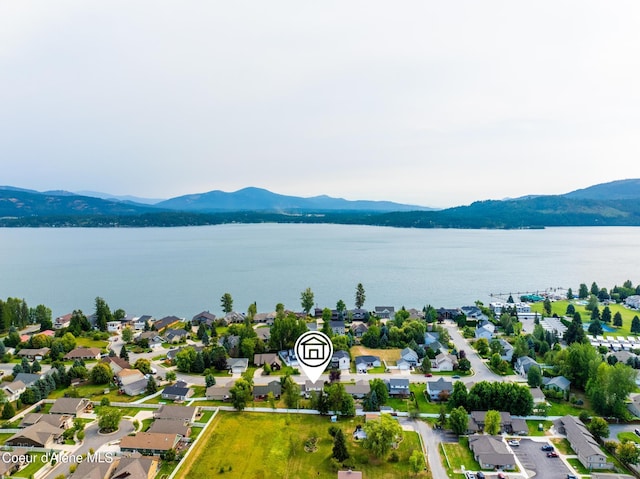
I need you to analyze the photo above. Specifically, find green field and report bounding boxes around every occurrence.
[441,437,482,472]
[531,300,639,337]
[178,412,428,479]
[75,336,110,350]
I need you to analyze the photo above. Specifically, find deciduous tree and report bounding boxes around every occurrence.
[363,414,403,458]
[300,288,314,315]
[448,406,469,436]
[484,410,501,435]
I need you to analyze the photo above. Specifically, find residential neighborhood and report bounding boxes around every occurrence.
[1,283,640,478]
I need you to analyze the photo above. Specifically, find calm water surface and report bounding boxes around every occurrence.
[1,224,639,318]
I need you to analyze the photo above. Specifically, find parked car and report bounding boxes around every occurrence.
[465,473,476,479]
[476,473,485,479]
[425,373,433,377]
[452,375,461,379]
[566,475,577,479]
[635,428,640,436]
[497,473,507,479]
[507,439,519,446]
[541,444,554,451]
[547,452,559,458]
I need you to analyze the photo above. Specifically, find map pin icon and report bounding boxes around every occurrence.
[295,331,333,384]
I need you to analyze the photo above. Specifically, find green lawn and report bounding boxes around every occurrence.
[49,384,142,403]
[0,432,14,444]
[618,431,640,443]
[441,437,482,472]
[75,336,110,350]
[531,300,639,337]
[13,452,48,478]
[566,458,590,475]
[178,412,428,479]
[551,438,575,455]
[547,398,591,417]
[526,420,553,436]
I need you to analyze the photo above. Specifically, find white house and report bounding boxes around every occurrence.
[330,350,350,370]
[475,323,495,340]
[432,353,457,372]
[400,347,419,367]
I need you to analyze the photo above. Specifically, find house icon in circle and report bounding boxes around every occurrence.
[299,335,328,361]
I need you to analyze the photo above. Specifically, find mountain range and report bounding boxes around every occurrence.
[1,179,640,228]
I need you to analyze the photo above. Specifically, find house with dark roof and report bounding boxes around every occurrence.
[132,315,154,330]
[13,373,42,387]
[164,328,189,344]
[161,381,193,401]
[331,350,350,370]
[350,322,369,338]
[374,306,395,319]
[0,449,29,477]
[253,380,282,400]
[101,356,132,374]
[350,309,368,321]
[70,455,116,479]
[355,355,381,373]
[154,315,182,332]
[386,378,410,397]
[467,411,527,435]
[206,384,232,401]
[329,321,346,335]
[468,435,516,470]
[543,376,571,395]
[254,353,282,370]
[192,311,217,325]
[147,419,190,437]
[554,415,613,470]
[19,413,72,429]
[515,356,540,377]
[426,378,452,401]
[227,357,249,374]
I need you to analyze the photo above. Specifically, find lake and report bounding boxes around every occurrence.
[1,224,639,319]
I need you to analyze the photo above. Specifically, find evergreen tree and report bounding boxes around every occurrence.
[1,401,15,420]
[220,293,234,313]
[591,306,600,321]
[578,283,589,299]
[566,304,576,315]
[332,429,349,461]
[119,345,129,361]
[588,319,603,336]
[613,311,623,327]
[591,282,599,295]
[146,376,158,394]
[632,316,640,334]
[567,288,574,300]
[601,306,612,323]
[355,283,366,309]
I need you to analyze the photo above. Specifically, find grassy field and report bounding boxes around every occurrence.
[441,437,482,472]
[350,346,403,362]
[526,420,553,436]
[178,412,428,479]
[618,431,640,443]
[531,300,639,337]
[75,336,110,350]
[49,383,142,403]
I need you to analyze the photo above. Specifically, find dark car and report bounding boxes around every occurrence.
[566,475,577,479]
[476,473,485,479]
[635,428,640,436]
[547,452,559,458]
[541,444,554,451]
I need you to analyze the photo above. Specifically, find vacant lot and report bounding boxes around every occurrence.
[350,346,402,362]
[179,412,428,479]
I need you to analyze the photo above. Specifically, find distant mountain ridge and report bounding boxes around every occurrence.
[1,179,640,228]
[156,186,432,213]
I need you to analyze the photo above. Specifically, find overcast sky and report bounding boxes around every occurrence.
[1,1,639,208]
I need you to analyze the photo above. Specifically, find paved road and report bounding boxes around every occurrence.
[43,418,134,479]
[399,417,449,478]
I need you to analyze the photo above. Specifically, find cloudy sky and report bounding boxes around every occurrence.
[1,1,639,208]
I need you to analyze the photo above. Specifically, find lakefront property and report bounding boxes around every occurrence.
[0,280,640,478]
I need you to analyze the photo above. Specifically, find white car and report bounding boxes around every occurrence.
[507,439,520,446]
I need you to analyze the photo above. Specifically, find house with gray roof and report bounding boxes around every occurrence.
[426,378,452,401]
[554,415,613,470]
[13,373,43,387]
[227,357,249,374]
[355,355,381,373]
[50,398,92,416]
[515,356,540,377]
[386,378,410,397]
[2,380,26,402]
[499,339,514,361]
[331,350,351,370]
[154,405,198,423]
[468,411,527,435]
[153,315,181,332]
[164,328,189,343]
[468,435,516,470]
[6,422,62,448]
[475,323,495,340]
[400,347,419,367]
[351,322,369,338]
[374,306,395,319]
[543,375,571,394]
[253,380,282,400]
[192,311,217,325]
[345,380,370,399]
[206,384,232,401]
[111,456,158,479]
[329,321,345,335]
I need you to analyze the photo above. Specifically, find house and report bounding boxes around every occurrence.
[192,311,216,325]
[206,384,232,401]
[6,422,62,448]
[50,398,92,416]
[374,306,395,319]
[227,357,249,374]
[120,433,180,455]
[475,323,495,340]
[432,353,457,372]
[345,380,370,399]
[461,305,488,320]
[355,355,381,373]
[107,321,122,333]
[350,309,368,321]
[147,419,190,437]
[423,332,440,345]
[133,315,155,330]
[138,331,164,349]
[304,380,325,395]
[554,415,613,470]
[329,321,346,335]
[468,435,516,470]
[164,328,189,344]
[253,380,282,400]
[64,347,102,361]
[254,353,282,370]
[256,327,271,341]
[425,340,447,356]
[116,369,148,396]
[337,472,363,479]
[154,315,182,332]
[530,386,547,404]
[514,356,540,377]
[543,375,571,395]
[101,356,132,374]
[499,339,514,361]
[330,350,350,370]
[2,380,26,402]
[223,311,245,325]
[111,456,158,479]
[426,378,452,401]
[386,378,410,397]
[625,295,640,309]
[13,373,42,387]
[0,449,29,477]
[437,308,462,321]
[161,381,193,401]
[154,404,198,423]
[400,347,419,367]
[468,411,527,435]
[628,394,640,417]
[70,457,116,479]
[351,322,369,338]
[19,413,72,429]
[17,348,50,360]
[54,313,72,329]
